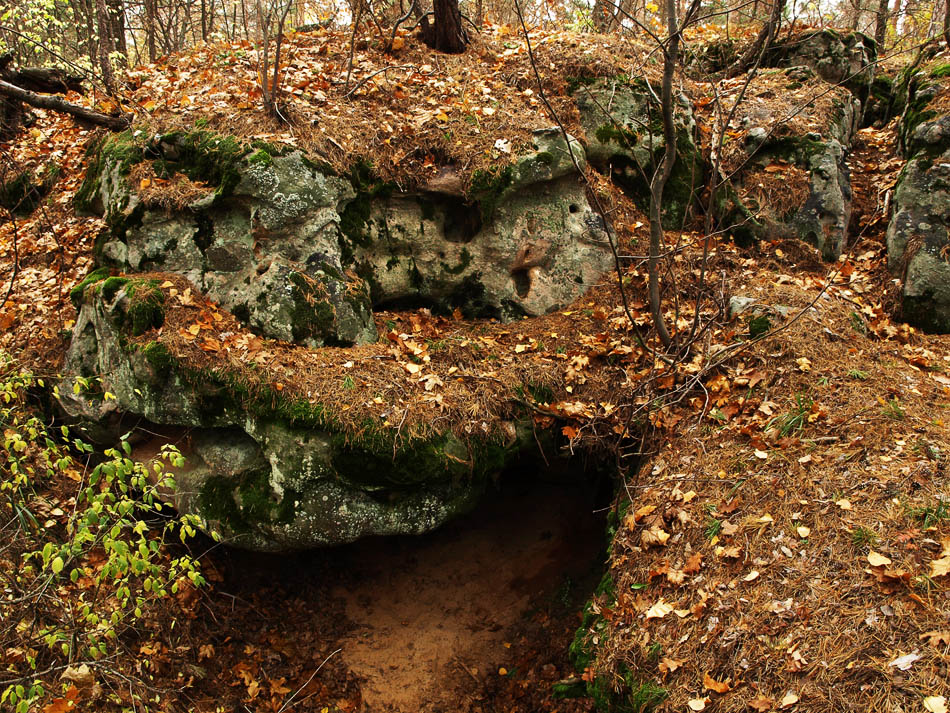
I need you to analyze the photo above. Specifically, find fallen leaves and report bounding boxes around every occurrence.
[703,672,731,694]
[645,598,674,620]
[924,696,948,713]
[867,551,892,567]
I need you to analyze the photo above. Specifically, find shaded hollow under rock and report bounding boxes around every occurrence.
[196,459,610,713]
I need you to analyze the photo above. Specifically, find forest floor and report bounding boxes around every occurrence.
[0,24,948,713]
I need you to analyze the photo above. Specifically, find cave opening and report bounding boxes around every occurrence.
[194,452,616,712]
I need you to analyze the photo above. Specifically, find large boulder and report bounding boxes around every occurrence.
[59,275,532,550]
[763,29,876,104]
[574,77,705,228]
[77,128,614,343]
[886,71,950,332]
[341,129,613,319]
[711,67,859,260]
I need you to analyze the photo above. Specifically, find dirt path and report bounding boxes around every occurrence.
[333,474,604,712]
[190,469,606,713]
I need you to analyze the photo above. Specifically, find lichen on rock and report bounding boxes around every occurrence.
[886,83,950,332]
[59,275,541,550]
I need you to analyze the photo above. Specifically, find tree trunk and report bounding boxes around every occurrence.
[944,0,950,48]
[107,0,127,64]
[420,0,468,53]
[145,0,157,61]
[729,0,787,76]
[94,0,116,91]
[0,76,130,138]
[592,0,614,31]
[874,0,889,50]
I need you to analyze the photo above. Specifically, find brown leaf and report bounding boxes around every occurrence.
[659,657,682,675]
[684,553,703,574]
[748,694,774,711]
[921,630,950,647]
[703,672,731,694]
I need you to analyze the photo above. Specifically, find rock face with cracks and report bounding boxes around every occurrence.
[79,128,613,345]
[65,127,614,549]
[59,276,535,550]
[887,76,950,333]
[715,67,860,260]
[574,77,704,229]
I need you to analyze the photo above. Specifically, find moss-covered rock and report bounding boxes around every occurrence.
[79,126,613,341]
[762,29,876,105]
[713,69,859,260]
[0,162,59,215]
[886,99,950,332]
[58,282,542,550]
[574,77,705,229]
[338,129,613,320]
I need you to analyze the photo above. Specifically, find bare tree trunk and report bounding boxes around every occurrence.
[945,0,950,47]
[647,0,686,348]
[145,0,157,61]
[420,0,468,53]
[729,0,786,76]
[107,0,127,64]
[0,78,130,132]
[874,0,889,50]
[592,0,613,31]
[94,0,116,91]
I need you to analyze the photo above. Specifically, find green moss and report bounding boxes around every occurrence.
[930,63,950,78]
[99,276,129,302]
[75,132,143,213]
[469,165,514,220]
[139,341,176,374]
[332,429,468,488]
[439,247,472,276]
[148,130,249,198]
[288,271,338,344]
[99,277,165,336]
[338,160,394,256]
[247,149,274,168]
[198,469,297,534]
[0,166,55,215]
[566,74,598,94]
[69,266,111,308]
[595,123,639,147]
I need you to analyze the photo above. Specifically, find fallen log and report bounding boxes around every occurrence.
[0,78,131,133]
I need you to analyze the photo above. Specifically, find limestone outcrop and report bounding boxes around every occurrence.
[886,70,950,332]
[77,128,614,347]
[59,274,535,550]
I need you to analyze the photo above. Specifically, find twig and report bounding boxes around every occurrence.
[278,648,341,712]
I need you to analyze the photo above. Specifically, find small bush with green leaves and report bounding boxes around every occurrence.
[0,355,205,713]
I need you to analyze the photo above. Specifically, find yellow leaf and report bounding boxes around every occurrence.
[645,598,673,619]
[390,36,405,50]
[924,696,948,713]
[867,551,892,567]
[703,672,731,694]
[930,555,950,578]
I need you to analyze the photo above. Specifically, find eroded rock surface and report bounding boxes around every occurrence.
[887,73,950,332]
[713,67,859,260]
[79,128,613,346]
[60,277,533,550]
[574,77,704,228]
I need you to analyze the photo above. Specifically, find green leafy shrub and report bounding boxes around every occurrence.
[0,355,205,712]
